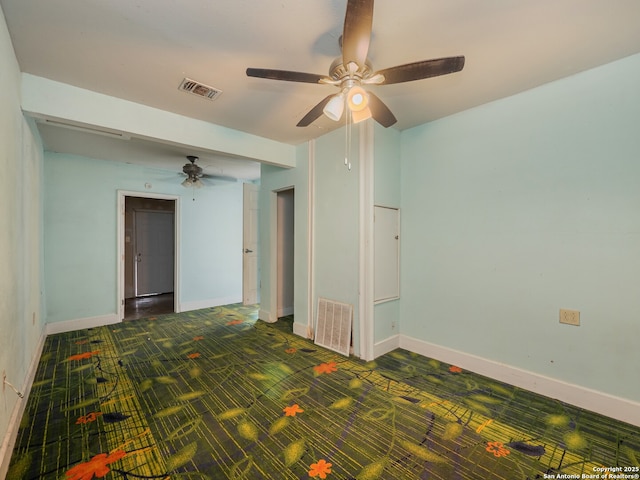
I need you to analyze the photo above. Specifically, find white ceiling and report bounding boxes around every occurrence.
[3,0,640,178]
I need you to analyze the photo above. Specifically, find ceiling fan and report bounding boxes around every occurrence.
[246,0,465,128]
[181,156,236,188]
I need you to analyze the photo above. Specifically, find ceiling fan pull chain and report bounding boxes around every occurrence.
[345,113,349,167]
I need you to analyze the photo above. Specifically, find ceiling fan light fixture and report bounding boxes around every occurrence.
[323,93,345,121]
[182,177,194,188]
[347,85,369,112]
[182,176,205,188]
[351,105,372,124]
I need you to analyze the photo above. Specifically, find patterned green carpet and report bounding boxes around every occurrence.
[7,304,640,479]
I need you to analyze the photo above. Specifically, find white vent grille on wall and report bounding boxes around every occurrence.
[314,297,353,357]
[178,78,223,101]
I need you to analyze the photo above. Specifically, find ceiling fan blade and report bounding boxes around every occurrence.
[296,94,336,127]
[202,174,237,183]
[246,68,328,84]
[375,56,465,85]
[367,92,397,128]
[342,0,374,67]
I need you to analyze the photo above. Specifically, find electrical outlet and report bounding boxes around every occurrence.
[560,308,580,326]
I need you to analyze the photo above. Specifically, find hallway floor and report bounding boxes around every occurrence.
[124,292,174,321]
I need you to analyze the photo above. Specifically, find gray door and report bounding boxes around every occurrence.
[134,210,174,296]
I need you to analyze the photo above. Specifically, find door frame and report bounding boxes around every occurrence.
[263,185,296,324]
[276,187,295,318]
[117,190,181,321]
[242,183,259,305]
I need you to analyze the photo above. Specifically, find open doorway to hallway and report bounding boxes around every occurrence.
[123,196,176,320]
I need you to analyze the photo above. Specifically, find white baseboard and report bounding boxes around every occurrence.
[277,306,294,317]
[0,329,46,479]
[45,313,121,335]
[292,321,313,339]
[374,334,400,358]
[180,296,242,313]
[399,334,640,427]
[259,309,275,323]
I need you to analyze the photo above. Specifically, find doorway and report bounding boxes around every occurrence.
[118,192,179,321]
[277,188,295,319]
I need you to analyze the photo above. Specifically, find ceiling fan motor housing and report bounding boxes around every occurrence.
[328,58,372,85]
[183,156,203,178]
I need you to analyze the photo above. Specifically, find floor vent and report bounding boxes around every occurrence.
[178,78,222,101]
[314,297,353,357]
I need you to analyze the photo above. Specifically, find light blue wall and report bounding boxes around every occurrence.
[0,6,44,456]
[400,53,640,402]
[313,128,362,353]
[44,153,243,323]
[179,182,243,306]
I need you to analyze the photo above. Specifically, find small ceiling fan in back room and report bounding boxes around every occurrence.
[181,155,236,189]
[181,155,207,189]
[246,0,465,128]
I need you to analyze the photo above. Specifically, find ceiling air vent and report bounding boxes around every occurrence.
[178,78,222,101]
